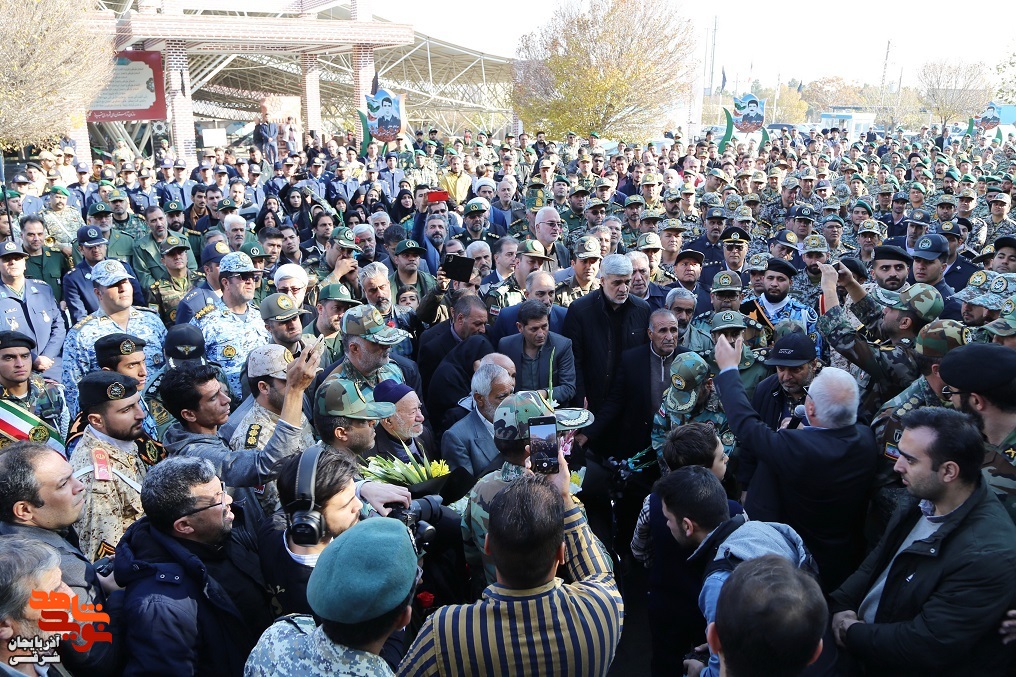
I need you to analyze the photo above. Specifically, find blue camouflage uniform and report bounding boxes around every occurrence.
[190,296,271,401]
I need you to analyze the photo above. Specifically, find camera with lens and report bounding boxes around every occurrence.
[384,495,443,556]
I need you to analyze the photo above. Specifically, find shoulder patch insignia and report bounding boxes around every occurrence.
[245,423,263,449]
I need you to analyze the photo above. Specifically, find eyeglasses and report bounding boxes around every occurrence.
[235,272,262,282]
[539,221,564,227]
[277,286,304,295]
[941,385,966,398]
[176,482,227,519]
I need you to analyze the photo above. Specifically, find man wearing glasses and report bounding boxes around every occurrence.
[531,206,570,273]
[190,252,272,400]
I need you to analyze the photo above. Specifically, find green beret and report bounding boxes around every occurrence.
[49,186,70,197]
[306,518,418,623]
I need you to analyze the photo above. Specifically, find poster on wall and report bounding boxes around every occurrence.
[87,51,166,122]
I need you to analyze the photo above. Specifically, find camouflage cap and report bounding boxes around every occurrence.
[637,232,662,251]
[248,344,294,379]
[493,391,593,441]
[623,194,645,207]
[316,377,395,420]
[743,192,761,204]
[733,206,755,223]
[857,219,886,238]
[158,235,190,255]
[711,271,742,292]
[638,209,664,221]
[660,218,687,232]
[972,273,1016,311]
[92,259,136,287]
[745,252,771,272]
[782,177,800,190]
[954,270,999,303]
[665,352,710,414]
[890,282,944,322]
[710,309,747,332]
[802,234,829,254]
[108,188,129,202]
[984,294,1016,337]
[972,244,996,265]
[641,171,662,185]
[518,239,553,261]
[574,236,602,260]
[915,319,969,359]
[750,171,766,183]
[218,252,258,275]
[724,195,743,214]
[958,188,977,199]
[341,305,410,345]
[260,293,310,321]
[700,192,723,208]
[584,197,608,212]
[331,227,363,252]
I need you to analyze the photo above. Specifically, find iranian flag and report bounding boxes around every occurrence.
[0,399,65,454]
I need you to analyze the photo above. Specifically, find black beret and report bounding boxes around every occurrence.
[766,258,798,279]
[94,333,147,365]
[0,331,36,351]
[872,245,913,265]
[78,371,139,404]
[939,343,1016,393]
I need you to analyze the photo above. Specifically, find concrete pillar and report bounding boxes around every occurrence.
[300,54,322,138]
[164,40,197,165]
[350,0,375,148]
[66,119,93,167]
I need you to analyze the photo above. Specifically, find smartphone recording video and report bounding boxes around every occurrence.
[528,416,560,474]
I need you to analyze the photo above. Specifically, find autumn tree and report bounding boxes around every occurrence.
[800,77,862,119]
[512,0,697,141]
[917,61,993,126]
[751,84,808,124]
[997,52,1016,103]
[0,0,114,147]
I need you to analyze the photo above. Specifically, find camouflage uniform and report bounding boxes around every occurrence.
[0,375,69,443]
[228,401,316,519]
[789,271,824,310]
[69,425,147,561]
[147,272,204,326]
[758,199,793,231]
[461,461,527,586]
[40,208,84,251]
[322,358,405,402]
[987,216,1016,244]
[482,274,525,320]
[984,427,1016,525]
[245,616,396,677]
[190,296,271,401]
[555,276,599,308]
[112,213,149,242]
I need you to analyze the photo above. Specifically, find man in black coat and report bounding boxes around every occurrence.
[749,333,822,431]
[417,295,489,392]
[714,335,878,593]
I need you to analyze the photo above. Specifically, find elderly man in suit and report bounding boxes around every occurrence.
[497,299,576,406]
[442,363,513,477]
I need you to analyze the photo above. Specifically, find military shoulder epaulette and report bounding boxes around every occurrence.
[193,304,216,320]
[186,229,200,236]
[693,311,713,321]
[72,314,96,330]
[135,305,158,314]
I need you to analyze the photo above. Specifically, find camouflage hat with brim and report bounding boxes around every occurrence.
[248,344,294,379]
[637,232,662,250]
[711,271,742,293]
[661,219,687,232]
[870,285,903,308]
[331,227,363,252]
[710,310,747,332]
[574,236,602,260]
[665,352,710,414]
[802,234,829,254]
[341,305,409,345]
[984,295,1016,337]
[954,270,998,303]
[890,282,944,322]
[92,259,135,287]
[518,239,553,261]
[316,377,396,420]
[260,292,310,322]
[972,273,1016,311]
[492,391,595,442]
[218,252,258,275]
[623,195,645,207]
[915,319,969,359]
[745,252,771,272]
[856,219,886,237]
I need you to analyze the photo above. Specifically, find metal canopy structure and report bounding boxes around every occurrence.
[93,0,515,135]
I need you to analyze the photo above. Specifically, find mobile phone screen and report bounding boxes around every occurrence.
[529,417,559,474]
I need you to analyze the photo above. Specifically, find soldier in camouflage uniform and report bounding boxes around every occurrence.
[939,343,1016,525]
[868,320,965,542]
[555,235,601,308]
[560,186,589,241]
[983,293,1016,347]
[245,519,415,677]
[683,271,752,353]
[651,351,734,471]
[404,150,439,189]
[0,331,68,442]
[320,305,409,400]
[790,234,830,310]
[953,270,1004,342]
[68,372,147,561]
[39,186,85,254]
[147,236,204,325]
[482,240,552,320]
[986,192,1016,244]
[758,177,800,233]
[818,263,944,416]
[702,311,769,402]
[108,188,149,241]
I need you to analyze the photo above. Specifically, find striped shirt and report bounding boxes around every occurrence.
[398,502,623,676]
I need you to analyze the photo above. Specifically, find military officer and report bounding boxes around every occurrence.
[72,201,136,269]
[321,306,409,401]
[482,240,552,319]
[938,219,980,291]
[0,240,64,379]
[555,235,602,308]
[175,241,229,326]
[39,186,85,254]
[984,293,1016,347]
[790,234,830,310]
[302,283,361,369]
[190,251,271,400]
[63,259,167,417]
[147,236,204,326]
[0,330,68,443]
[21,215,70,304]
[132,204,198,290]
[703,310,769,401]
[107,188,148,241]
[67,371,148,561]
[684,271,754,353]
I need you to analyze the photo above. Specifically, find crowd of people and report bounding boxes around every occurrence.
[0,119,1015,676]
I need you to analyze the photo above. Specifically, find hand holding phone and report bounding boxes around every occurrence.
[528,416,559,474]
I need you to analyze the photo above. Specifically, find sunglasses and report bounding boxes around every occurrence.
[940,385,966,398]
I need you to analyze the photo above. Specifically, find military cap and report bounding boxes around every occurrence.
[914,320,968,359]
[996,235,1016,252]
[584,197,607,212]
[796,205,819,222]
[639,208,663,222]
[79,371,139,404]
[393,239,426,257]
[158,235,190,255]
[622,195,645,210]
[958,188,977,200]
[876,183,895,194]
[517,239,553,261]
[872,245,913,265]
[955,270,999,304]
[765,333,816,367]
[890,283,944,322]
[0,331,36,352]
[856,219,885,237]
[973,273,1016,310]
[782,177,800,190]
[853,199,873,215]
[680,183,696,195]
[972,242,997,265]
[799,168,818,181]
[745,252,771,272]
[742,193,761,205]
[47,185,69,198]
[95,333,147,366]
[492,391,549,442]
[574,236,602,260]
[675,249,705,264]
[107,188,129,202]
[661,219,687,232]
[163,200,185,214]
[76,225,108,247]
[637,232,663,251]
[985,294,1016,337]
[331,227,363,251]
[936,194,957,207]
[318,283,362,305]
[664,352,710,414]
[641,172,662,185]
[820,214,846,228]
[216,198,237,211]
[74,162,90,173]
[802,234,829,254]
[568,185,590,197]
[218,251,258,275]
[904,209,931,226]
[705,207,727,221]
[171,159,187,169]
[247,344,294,379]
[890,191,908,203]
[200,240,230,266]
[711,271,742,292]
[940,343,1016,391]
[91,259,135,286]
[213,165,229,175]
[937,219,963,240]
[240,241,268,260]
[990,192,1012,206]
[720,226,750,245]
[701,192,723,208]
[100,168,116,182]
[766,258,798,279]
[249,164,262,175]
[316,377,395,421]
[119,162,136,173]
[663,189,682,202]
[162,324,208,367]
[341,305,410,345]
[771,230,799,247]
[260,293,309,322]
[767,168,782,179]
[911,234,948,260]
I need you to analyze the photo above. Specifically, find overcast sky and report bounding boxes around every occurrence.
[377,0,1016,91]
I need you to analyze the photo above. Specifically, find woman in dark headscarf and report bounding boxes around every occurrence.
[253,203,282,235]
[426,334,494,437]
[389,188,416,227]
[279,185,315,240]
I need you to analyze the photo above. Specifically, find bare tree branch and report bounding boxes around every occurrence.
[917,61,993,127]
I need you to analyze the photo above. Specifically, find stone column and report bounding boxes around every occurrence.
[350,0,375,148]
[301,53,322,139]
[164,40,197,165]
